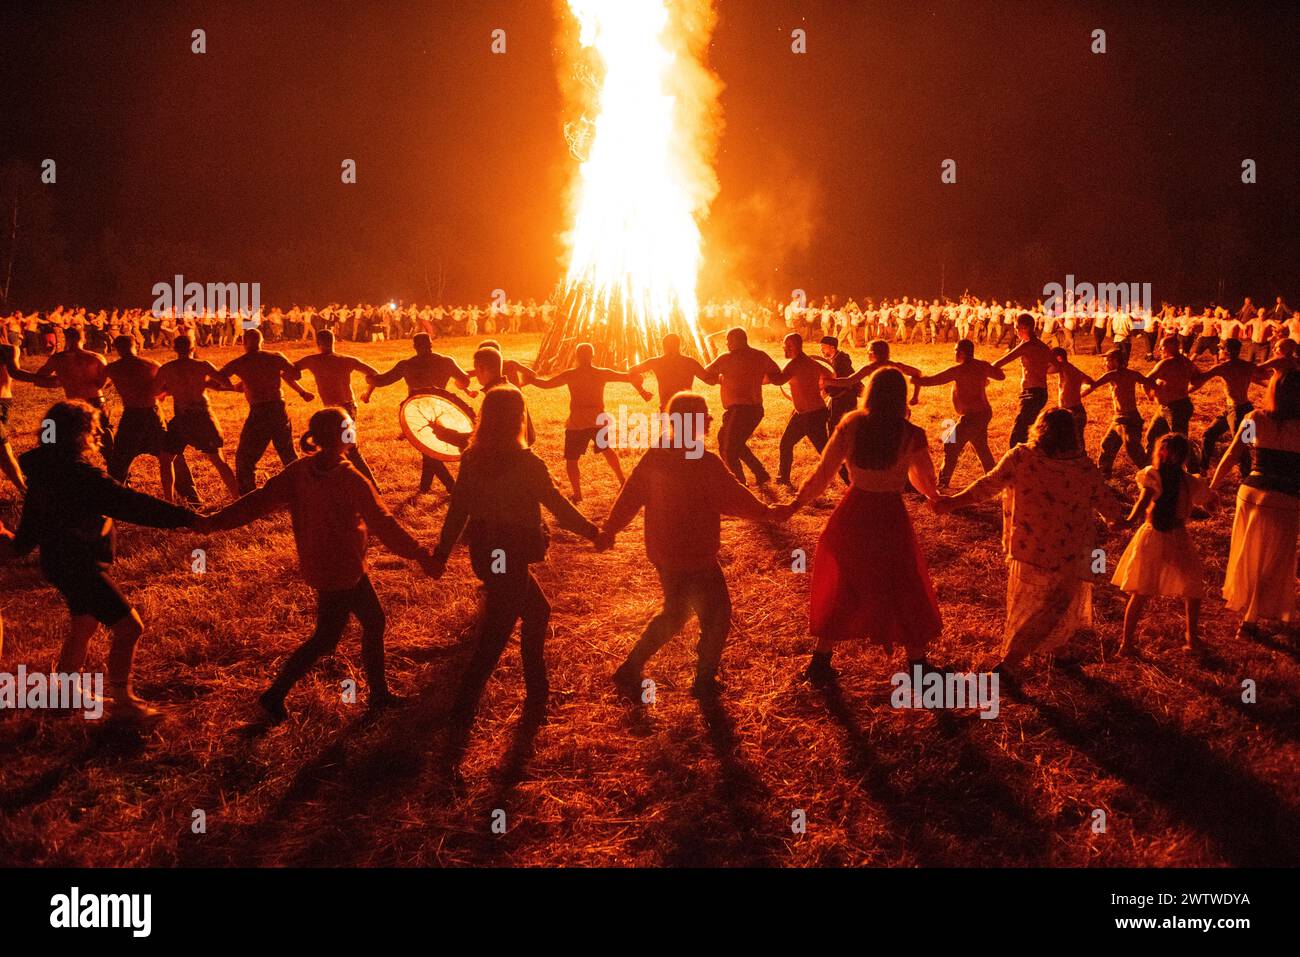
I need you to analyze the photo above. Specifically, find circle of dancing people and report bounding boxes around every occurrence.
[0,307,1297,761]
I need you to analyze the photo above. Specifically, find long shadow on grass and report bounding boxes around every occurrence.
[1022,669,1300,866]
[653,694,783,867]
[814,677,1057,866]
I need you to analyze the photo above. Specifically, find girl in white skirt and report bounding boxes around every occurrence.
[1211,370,1300,639]
[1113,433,1212,654]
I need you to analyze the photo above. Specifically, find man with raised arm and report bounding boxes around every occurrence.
[628,333,709,411]
[155,335,240,499]
[914,338,1006,488]
[524,342,652,503]
[993,312,1055,449]
[294,329,381,487]
[367,332,476,494]
[219,327,314,494]
[701,326,783,486]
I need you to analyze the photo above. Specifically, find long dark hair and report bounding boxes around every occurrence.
[851,368,912,470]
[1150,432,1190,533]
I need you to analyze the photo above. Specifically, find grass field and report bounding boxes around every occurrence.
[1,332,1297,867]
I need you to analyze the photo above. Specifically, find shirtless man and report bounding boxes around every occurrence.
[629,333,709,410]
[1142,334,1199,455]
[768,333,835,487]
[4,326,114,457]
[1049,347,1096,448]
[294,329,380,487]
[1192,337,1258,474]
[701,327,782,486]
[0,344,27,492]
[1081,349,1153,478]
[219,328,313,494]
[155,336,240,499]
[367,333,476,493]
[993,313,1055,449]
[828,339,923,403]
[104,335,184,499]
[525,342,651,502]
[914,338,1006,488]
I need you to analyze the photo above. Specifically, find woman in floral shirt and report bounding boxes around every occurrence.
[936,408,1123,677]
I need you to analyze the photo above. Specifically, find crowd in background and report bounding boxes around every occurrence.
[3,293,1296,362]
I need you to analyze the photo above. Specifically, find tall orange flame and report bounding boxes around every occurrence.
[537,0,721,373]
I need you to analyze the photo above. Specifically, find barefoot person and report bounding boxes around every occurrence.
[993,312,1055,449]
[367,333,476,493]
[219,328,314,494]
[1081,349,1153,478]
[428,387,602,729]
[1211,369,1300,639]
[294,330,381,487]
[524,342,651,503]
[206,408,439,723]
[628,333,709,410]
[155,335,240,500]
[935,409,1123,682]
[599,391,780,698]
[781,368,942,685]
[12,401,202,720]
[1111,433,1212,655]
[914,338,1005,488]
[769,333,836,487]
[702,327,783,485]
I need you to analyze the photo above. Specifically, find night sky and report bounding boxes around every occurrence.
[0,0,1296,309]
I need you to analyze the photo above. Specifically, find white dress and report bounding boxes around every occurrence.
[1111,467,1209,600]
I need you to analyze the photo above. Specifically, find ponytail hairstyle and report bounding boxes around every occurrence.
[851,368,911,470]
[1150,432,1190,533]
[300,407,351,454]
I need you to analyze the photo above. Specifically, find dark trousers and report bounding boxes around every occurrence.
[454,562,552,720]
[1066,404,1088,451]
[621,562,732,681]
[266,574,387,703]
[719,404,769,483]
[235,400,296,494]
[1099,413,1147,475]
[1143,396,1194,457]
[1201,401,1253,473]
[419,455,456,492]
[939,407,996,487]
[778,407,829,481]
[1009,388,1049,449]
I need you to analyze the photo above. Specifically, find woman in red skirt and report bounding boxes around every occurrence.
[782,367,942,684]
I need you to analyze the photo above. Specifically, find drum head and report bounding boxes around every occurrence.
[399,390,476,461]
